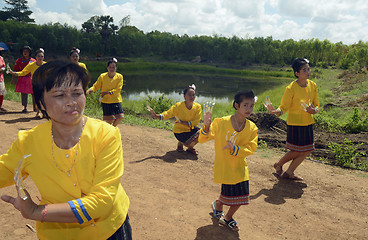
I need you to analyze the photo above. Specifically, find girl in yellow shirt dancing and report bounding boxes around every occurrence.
[149,85,202,155]
[264,58,319,180]
[199,90,258,231]
[87,58,124,127]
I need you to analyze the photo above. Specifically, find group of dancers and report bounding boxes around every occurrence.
[0,56,319,237]
[0,46,125,126]
[149,58,319,230]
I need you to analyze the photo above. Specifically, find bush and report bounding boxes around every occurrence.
[145,94,173,113]
[344,107,368,133]
[328,138,365,168]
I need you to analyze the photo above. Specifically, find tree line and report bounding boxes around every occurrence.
[0,1,368,69]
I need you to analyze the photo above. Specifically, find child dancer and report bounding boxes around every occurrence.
[8,48,46,118]
[86,58,124,126]
[149,85,202,155]
[69,47,88,71]
[10,46,36,113]
[199,90,258,231]
[264,58,319,180]
[0,50,7,112]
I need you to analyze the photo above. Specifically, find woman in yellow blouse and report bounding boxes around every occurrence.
[9,48,46,118]
[0,61,131,240]
[264,58,319,180]
[199,90,258,231]
[86,58,124,127]
[69,47,87,71]
[149,85,202,155]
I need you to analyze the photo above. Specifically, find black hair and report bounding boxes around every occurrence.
[20,46,32,55]
[107,58,118,67]
[233,90,255,110]
[292,58,309,78]
[183,86,195,96]
[70,47,79,56]
[32,60,90,119]
[35,48,45,57]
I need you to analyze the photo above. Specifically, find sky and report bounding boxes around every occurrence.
[1,0,368,45]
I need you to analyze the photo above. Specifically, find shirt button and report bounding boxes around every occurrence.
[73,183,76,186]
[91,224,95,227]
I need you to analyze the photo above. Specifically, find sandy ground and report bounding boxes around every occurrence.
[0,99,368,240]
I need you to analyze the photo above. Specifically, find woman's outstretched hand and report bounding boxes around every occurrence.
[263,97,281,116]
[1,188,39,220]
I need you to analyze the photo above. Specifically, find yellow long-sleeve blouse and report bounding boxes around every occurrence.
[199,116,258,184]
[78,62,87,70]
[278,79,320,126]
[90,72,124,103]
[0,117,129,240]
[17,61,46,77]
[160,101,202,133]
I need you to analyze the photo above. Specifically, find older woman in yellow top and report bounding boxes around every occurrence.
[264,58,319,180]
[69,47,87,71]
[199,90,258,231]
[149,85,202,155]
[9,48,46,118]
[86,58,124,127]
[0,61,131,240]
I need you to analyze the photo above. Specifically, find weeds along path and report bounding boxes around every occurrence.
[0,100,368,240]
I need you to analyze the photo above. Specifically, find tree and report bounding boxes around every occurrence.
[81,15,118,53]
[119,15,131,29]
[1,0,34,23]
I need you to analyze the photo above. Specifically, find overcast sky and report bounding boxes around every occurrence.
[1,0,368,45]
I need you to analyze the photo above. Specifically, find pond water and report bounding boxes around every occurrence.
[122,73,288,103]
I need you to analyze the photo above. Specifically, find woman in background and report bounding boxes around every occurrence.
[9,48,46,118]
[69,47,87,71]
[11,46,36,113]
[86,58,124,127]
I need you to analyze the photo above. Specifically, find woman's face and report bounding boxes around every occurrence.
[184,88,196,103]
[42,82,86,125]
[107,62,117,74]
[70,52,79,63]
[235,97,255,118]
[36,52,44,63]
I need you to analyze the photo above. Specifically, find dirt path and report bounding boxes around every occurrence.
[0,100,367,240]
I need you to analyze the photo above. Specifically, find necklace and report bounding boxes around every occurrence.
[232,115,246,132]
[51,117,85,177]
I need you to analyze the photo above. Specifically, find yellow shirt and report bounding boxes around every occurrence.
[17,61,47,77]
[0,117,129,240]
[278,79,320,126]
[160,101,202,133]
[198,116,258,184]
[90,72,124,103]
[78,62,87,70]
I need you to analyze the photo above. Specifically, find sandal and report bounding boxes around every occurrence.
[211,201,224,219]
[186,148,198,155]
[0,108,7,112]
[273,163,283,176]
[219,216,239,231]
[281,172,303,181]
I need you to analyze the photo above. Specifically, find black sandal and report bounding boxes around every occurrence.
[219,216,239,231]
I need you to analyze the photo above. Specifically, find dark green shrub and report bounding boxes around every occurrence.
[328,138,365,168]
[145,94,173,113]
